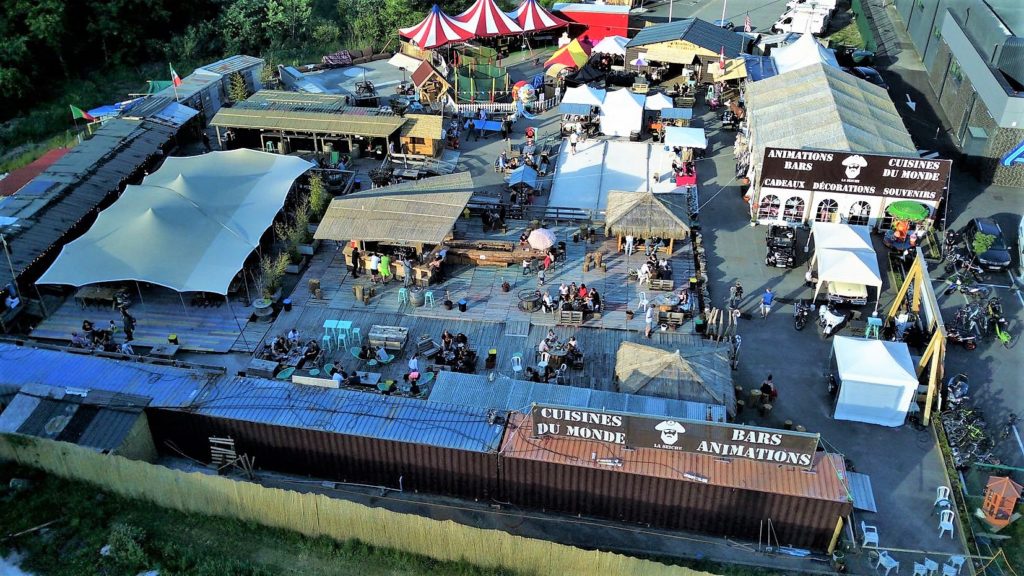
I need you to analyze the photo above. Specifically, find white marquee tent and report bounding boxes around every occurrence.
[664,126,708,149]
[772,33,839,75]
[37,149,313,294]
[808,223,882,307]
[600,89,646,137]
[592,35,628,56]
[644,92,674,111]
[832,336,918,427]
[809,222,873,252]
[562,84,606,107]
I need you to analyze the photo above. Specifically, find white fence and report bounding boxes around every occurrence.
[447,94,561,116]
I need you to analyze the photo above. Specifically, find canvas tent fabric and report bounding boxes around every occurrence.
[746,63,917,170]
[599,89,645,137]
[664,126,707,149]
[832,337,918,427]
[508,165,538,189]
[592,35,628,56]
[314,172,474,246]
[545,39,590,69]
[400,5,475,50]
[644,92,674,111]
[507,0,567,32]
[37,150,313,294]
[815,248,882,289]
[772,34,839,75]
[712,58,748,82]
[562,84,606,107]
[455,0,522,37]
[604,191,691,238]
[811,222,873,252]
[615,341,734,414]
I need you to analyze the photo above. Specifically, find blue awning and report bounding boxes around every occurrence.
[661,107,693,120]
[87,105,120,118]
[508,165,538,189]
[742,54,778,82]
[559,102,593,115]
[153,102,200,127]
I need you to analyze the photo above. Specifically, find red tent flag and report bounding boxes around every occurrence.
[719,47,726,71]
[170,64,182,87]
[69,105,95,122]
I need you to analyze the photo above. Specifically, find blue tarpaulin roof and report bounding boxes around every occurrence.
[742,54,779,82]
[153,101,200,127]
[661,107,694,120]
[508,165,538,189]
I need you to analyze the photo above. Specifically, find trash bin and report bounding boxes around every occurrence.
[282,298,292,312]
[458,299,468,312]
[168,334,179,345]
[486,348,497,369]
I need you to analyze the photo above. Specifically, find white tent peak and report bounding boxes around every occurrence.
[772,33,839,74]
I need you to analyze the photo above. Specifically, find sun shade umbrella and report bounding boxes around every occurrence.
[545,39,590,69]
[631,55,648,67]
[528,228,558,250]
[400,5,475,50]
[886,200,930,221]
[455,0,522,37]
[507,0,567,33]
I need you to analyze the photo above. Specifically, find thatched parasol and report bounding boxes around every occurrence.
[615,341,734,415]
[604,191,691,248]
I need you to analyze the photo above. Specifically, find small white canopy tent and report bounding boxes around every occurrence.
[664,126,708,149]
[592,35,628,56]
[38,149,313,294]
[808,223,882,307]
[832,336,918,427]
[644,92,674,111]
[600,89,646,137]
[562,84,606,108]
[772,33,839,74]
[809,222,873,251]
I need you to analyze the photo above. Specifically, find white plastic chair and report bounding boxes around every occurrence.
[934,486,951,507]
[555,363,568,385]
[924,558,939,575]
[876,551,900,576]
[938,509,955,539]
[637,291,649,311]
[537,351,550,371]
[511,353,524,376]
[947,556,965,575]
[861,521,879,548]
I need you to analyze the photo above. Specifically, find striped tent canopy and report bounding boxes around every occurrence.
[544,38,591,69]
[400,5,475,50]
[456,0,522,36]
[507,0,568,33]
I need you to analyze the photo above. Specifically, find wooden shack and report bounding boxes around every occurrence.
[411,61,451,105]
[399,114,445,157]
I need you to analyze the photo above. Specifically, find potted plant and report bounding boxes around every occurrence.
[293,203,319,256]
[307,173,329,231]
[625,309,635,320]
[254,253,288,319]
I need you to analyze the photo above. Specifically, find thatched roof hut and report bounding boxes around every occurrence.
[314,172,473,247]
[604,191,691,254]
[615,341,734,415]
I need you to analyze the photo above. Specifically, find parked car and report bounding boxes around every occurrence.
[765,224,798,268]
[843,66,889,90]
[714,19,735,30]
[834,46,875,67]
[963,217,1012,271]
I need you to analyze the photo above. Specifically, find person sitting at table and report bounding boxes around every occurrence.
[542,291,555,313]
[568,282,577,298]
[455,332,468,347]
[525,367,542,383]
[578,284,588,299]
[543,364,557,383]
[272,336,290,357]
[303,340,321,365]
[567,339,583,365]
[374,345,390,363]
[558,283,569,302]
[346,371,362,386]
[545,329,558,344]
[331,367,348,385]
[677,287,691,312]
[359,345,374,360]
[537,338,550,357]
[287,328,300,343]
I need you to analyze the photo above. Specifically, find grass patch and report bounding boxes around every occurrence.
[827,22,865,49]
[0,132,79,175]
[0,463,523,576]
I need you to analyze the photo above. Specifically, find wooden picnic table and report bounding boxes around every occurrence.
[75,286,120,309]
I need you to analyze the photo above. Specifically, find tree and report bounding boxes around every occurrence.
[220,0,272,55]
[266,0,312,48]
[228,72,250,103]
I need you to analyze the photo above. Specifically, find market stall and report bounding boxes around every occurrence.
[559,85,605,135]
[599,88,645,137]
[662,126,706,188]
[832,336,918,427]
[808,223,882,308]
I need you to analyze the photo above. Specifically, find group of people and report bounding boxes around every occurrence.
[671,158,697,178]
[350,246,421,288]
[429,329,476,373]
[541,282,601,314]
[635,248,673,284]
[266,330,323,368]
[480,206,507,232]
[528,331,584,382]
[70,307,137,354]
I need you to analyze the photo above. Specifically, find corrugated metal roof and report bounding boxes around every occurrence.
[0,120,178,287]
[122,97,177,119]
[0,148,71,198]
[428,372,727,421]
[198,55,264,77]
[501,413,850,502]
[626,18,745,57]
[210,108,407,138]
[236,90,349,114]
[747,62,917,169]
[192,376,505,453]
[0,343,216,408]
[154,71,222,101]
[998,36,1024,86]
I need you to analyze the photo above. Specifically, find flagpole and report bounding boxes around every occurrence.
[720,0,728,26]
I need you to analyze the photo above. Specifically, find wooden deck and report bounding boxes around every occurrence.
[30,288,266,354]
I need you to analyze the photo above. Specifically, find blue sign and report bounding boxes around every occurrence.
[1001,138,1024,166]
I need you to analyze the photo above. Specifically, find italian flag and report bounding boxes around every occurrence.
[170,64,182,87]
[70,105,95,122]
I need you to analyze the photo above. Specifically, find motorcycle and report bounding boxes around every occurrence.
[945,373,969,407]
[941,229,961,261]
[945,322,978,350]
[944,251,984,279]
[793,300,813,331]
[825,372,838,396]
[944,274,991,299]
[817,303,847,337]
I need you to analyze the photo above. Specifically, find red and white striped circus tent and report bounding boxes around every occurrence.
[506,0,568,33]
[455,0,523,37]
[399,4,475,50]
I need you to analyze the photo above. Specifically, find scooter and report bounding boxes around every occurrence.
[941,229,961,261]
[945,373,969,407]
[793,300,813,331]
[825,372,838,396]
[817,303,847,337]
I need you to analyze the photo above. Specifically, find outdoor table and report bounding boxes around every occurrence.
[149,344,180,358]
[354,371,382,386]
[465,119,502,136]
[655,294,680,311]
[675,172,697,187]
[75,286,120,309]
[518,289,541,312]
[335,320,352,340]
[368,325,408,351]
[548,345,569,367]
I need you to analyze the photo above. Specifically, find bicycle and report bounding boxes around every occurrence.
[993,321,1014,348]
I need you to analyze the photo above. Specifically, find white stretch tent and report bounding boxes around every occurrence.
[644,92,674,111]
[592,35,628,56]
[810,222,873,251]
[808,223,882,305]
[664,126,708,149]
[38,149,313,294]
[772,33,839,75]
[600,89,645,137]
[833,336,918,427]
[562,84,606,107]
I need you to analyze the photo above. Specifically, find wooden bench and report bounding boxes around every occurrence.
[557,310,585,326]
[649,279,674,292]
[658,311,687,327]
[292,374,339,388]
[416,336,441,359]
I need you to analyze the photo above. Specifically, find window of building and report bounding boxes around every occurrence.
[783,197,805,223]
[815,199,839,223]
[848,201,871,226]
[758,195,780,220]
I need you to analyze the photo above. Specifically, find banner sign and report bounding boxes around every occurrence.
[530,405,820,468]
[759,147,952,202]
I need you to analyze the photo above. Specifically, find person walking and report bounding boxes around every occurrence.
[350,245,361,278]
[537,268,546,287]
[402,257,413,287]
[202,132,212,153]
[569,130,578,155]
[379,253,392,284]
[119,307,136,342]
[625,235,634,256]
[644,305,654,338]
[760,374,777,404]
[729,334,742,370]
[369,253,381,284]
[759,288,775,319]
[728,281,744,310]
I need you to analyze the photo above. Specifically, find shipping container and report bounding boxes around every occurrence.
[498,413,851,550]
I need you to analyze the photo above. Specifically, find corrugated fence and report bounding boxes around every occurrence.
[0,434,715,576]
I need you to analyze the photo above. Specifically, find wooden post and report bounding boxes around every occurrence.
[827,517,844,554]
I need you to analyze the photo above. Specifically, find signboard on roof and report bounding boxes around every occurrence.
[759,147,952,202]
[530,405,819,468]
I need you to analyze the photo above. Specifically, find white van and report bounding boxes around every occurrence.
[773,10,830,34]
[785,0,837,10]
